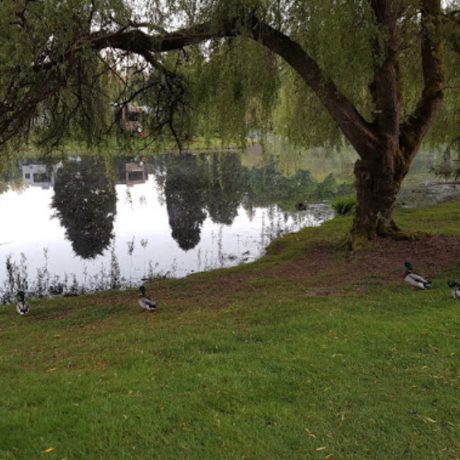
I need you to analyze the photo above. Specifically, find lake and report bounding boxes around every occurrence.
[0,144,458,301]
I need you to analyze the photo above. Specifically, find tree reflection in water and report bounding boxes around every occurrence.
[52,159,116,259]
[206,153,243,225]
[164,154,208,251]
[0,150,361,296]
[160,152,352,250]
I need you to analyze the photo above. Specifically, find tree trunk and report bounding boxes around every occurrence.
[346,0,443,249]
[350,149,410,247]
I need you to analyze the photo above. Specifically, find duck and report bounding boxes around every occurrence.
[404,261,432,289]
[447,280,460,299]
[138,285,156,311]
[16,291,30,315]
[295,202,307,211]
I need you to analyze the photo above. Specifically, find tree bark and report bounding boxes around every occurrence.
[351,151,409,245]
[349,0,405,246]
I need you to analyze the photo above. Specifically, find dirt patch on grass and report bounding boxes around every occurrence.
[189,234,460,299]
[348,235,460,283]
[69,234,460,314]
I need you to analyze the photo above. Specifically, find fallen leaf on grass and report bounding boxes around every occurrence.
[42,447,55,453]
[316,446,327,451]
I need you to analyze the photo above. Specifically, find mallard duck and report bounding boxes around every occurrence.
[16,291,30,315]
[404,262,432,289]
[295,202,307,211]
[447,280,460,299]
[138,286,156,311]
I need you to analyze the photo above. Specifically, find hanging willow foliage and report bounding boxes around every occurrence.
[186,38,279,145]
[0,0,458,152]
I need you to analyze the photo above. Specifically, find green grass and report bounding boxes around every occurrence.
[1,200,459,459]
[14,136,239,160]
[397,199,460,237]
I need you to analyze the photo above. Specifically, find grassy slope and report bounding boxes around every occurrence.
[0,200,459,459]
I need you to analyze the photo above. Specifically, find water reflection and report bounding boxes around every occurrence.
[206,153,243,226]
[21,161,60,188]
[52,159,116,259]
[0,151,341,297]
[164,154,208,251]
[2,146,456,299]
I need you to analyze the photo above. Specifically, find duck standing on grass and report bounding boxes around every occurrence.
[138,286,156,311]
[16,291,30,316]
[404,262,432,289]
[447,280,460,299]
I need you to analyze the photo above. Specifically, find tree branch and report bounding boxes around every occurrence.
[87,14,378,157]
[89,19,239,54]
[400,0,444,158]
[368,0,401,147]
[249,17,379,157]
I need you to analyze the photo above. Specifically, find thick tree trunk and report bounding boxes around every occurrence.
[347,0,443,249]
[350,149,410,247]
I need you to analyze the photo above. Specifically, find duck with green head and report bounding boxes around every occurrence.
[16,291,30,315]
[138,285,156,311]
[447,280,460,299]
[404,262,432,289]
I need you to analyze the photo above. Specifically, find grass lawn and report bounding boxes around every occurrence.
[0,200,459,459]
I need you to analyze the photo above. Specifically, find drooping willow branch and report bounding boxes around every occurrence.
[1,4,445,159]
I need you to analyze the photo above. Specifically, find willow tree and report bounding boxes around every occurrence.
[0,0,459,245]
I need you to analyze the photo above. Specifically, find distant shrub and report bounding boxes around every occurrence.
[332,196,356,216]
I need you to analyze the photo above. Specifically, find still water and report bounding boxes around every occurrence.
[0,146,458,300]
[0,150,342,299]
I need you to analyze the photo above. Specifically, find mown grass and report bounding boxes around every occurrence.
[0,200,459,459]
